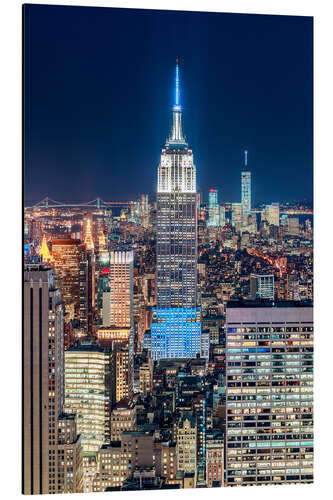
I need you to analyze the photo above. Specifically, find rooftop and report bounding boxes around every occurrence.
[227,299,313,309]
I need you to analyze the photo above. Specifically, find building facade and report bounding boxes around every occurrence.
[105,250,134,330]
[51,239,81,317]
[250,274,275,300]
[64,342,112,454]
[23,265,83,494]
[225,301,313,486]
[176,415,197,482]
[206,435,224,487]
[265,203,280,227]
[110,399,136,441]
[232,203,243,233]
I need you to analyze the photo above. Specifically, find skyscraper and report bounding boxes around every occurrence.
[232,203,243,232]
[288,216,300,236]
[241,150,251,217]
[140,194,149,228]
[264,202,280,227]
[151,60,201,360]
[79,244,95,335]
[225,300,313,486]
[51,239,81,318]
[64,341,112,454]
[23,265,83,494]
[219,205,226,228]
[107,250,133,330]
[207,189,219,227]
[99,250,134,401]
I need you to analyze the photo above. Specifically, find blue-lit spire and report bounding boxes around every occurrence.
[168,58,186,145]
[174,58,181,110]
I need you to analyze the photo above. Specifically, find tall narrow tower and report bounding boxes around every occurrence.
[151,60,201,360]
[241,149,251,215]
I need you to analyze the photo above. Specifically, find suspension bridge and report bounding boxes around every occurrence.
[26,196,133,210]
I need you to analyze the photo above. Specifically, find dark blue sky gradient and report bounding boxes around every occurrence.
[24,5,313,205]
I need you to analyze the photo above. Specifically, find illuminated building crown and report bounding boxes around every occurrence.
[84,218,94,251]
[40,234,51,262]
[167,59,187,147]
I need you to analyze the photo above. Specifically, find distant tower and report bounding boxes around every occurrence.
[241,149,251,215]
[207,189,219,227]
[40,234,51,262]
[98,227,107,252]
[84,218,94,251]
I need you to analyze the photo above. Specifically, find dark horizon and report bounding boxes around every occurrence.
[24,4,313,206]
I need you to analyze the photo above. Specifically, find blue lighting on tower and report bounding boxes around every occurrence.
[151,307,202,359]
[174,59,181,110]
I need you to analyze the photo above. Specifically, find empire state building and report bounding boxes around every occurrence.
[151,61,201,360]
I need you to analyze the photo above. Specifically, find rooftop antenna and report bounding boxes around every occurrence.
[244,149,248,168]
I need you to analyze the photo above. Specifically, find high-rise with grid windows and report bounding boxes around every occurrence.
[225,300,313,486]
[151,61,201,359]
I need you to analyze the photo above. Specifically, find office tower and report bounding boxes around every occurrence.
[30,218,42,241]
[206,433,224,487]
[225,300,313,486]
[207,189,219,227]
[104,250,134,329]
[280,214,288,227]
[129,202,139,224]
[51,239,81,317]
[98,226,107,252]
[79,244,95,335]
[151,60,201,360]
[96,327,134,403]
[247,213,257,234]
[23,265,82,494]
[288,216,300,236]
[112,345,134,403]
[250,274,275,300]
[140,194,149,228]
[219,205,226,228]
[99,249,134,401]
[110,399,136,441]
[232,203,243,232]
[305,218,312,237]
[64,342,112,454]
[176,415,197,481]
[241,150,251,216]
[265,202,280,227]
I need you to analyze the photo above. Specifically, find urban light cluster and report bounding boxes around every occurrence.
[23,61,313,494]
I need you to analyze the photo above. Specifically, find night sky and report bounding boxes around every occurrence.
[24,4,313,205]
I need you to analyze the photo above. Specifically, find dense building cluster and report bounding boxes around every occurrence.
[23,62,313,494]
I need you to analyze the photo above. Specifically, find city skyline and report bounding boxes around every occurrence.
[24,5,313,205]
[23,4,313,494]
